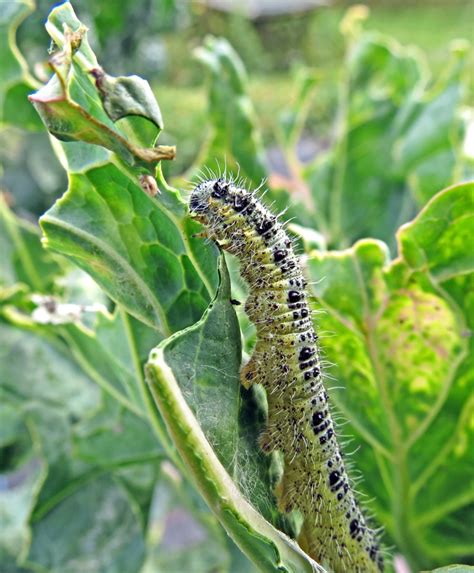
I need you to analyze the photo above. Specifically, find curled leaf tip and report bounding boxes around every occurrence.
[89,67,164,130]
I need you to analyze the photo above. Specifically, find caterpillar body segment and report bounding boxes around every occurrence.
[189,177,383,573]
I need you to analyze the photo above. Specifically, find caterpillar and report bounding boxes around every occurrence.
[189,176,383,573]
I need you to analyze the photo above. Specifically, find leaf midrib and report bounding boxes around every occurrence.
[41,213,171,335]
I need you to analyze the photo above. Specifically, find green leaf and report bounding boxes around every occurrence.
[26,475,146,573]
[423,567,474,573]
[28,2,174,167]
[0,322,98,417]
[306,183,473,570]
[195,36,268,185]
[278,69,319,150]
[0,316,158,567]
[0,0,42,131]
[0,196,63,293]
[0,320,97,514]
[60,316,152,417]
[73,402,164,467]
[0,438,46,568]
[0,403,23,448]
[142,464,234,573]
[70,394,163,526]
[31,6,218,335]
[158,254,242,471]
[398,181,473,281]
[0,312,159,519]
[113,461,160,528]
[40,163,218,334]
[392,42,470,205]
[304,31,469,249]
[146,256,323,573]
[91,68,163,129]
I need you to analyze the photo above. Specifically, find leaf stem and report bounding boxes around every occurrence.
[1,200,44,292]
[42,213,172,334]
[62,329,146,418]
[351,255,426,568]
[406,346,467,449]
[411,393,474,497]
[414,489,474,528]
[32,453,162,521]
[329,50,350,248]
[119,308,180,467]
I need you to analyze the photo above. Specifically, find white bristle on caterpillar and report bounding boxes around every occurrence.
[189,176,384,573]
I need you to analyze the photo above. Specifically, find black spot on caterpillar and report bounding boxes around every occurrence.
[189,177,384,573]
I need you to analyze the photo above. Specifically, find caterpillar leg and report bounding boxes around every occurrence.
[241,356,258,389]
[240,342,275,389]
[192,230,211,240]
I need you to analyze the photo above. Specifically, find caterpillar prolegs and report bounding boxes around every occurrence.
[189,177,383,573]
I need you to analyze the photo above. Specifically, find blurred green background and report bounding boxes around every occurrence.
[4,0,473,216]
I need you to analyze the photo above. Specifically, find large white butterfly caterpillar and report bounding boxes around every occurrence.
[189,176,383,573]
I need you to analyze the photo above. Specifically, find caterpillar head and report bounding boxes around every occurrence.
[189,178,228,222]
